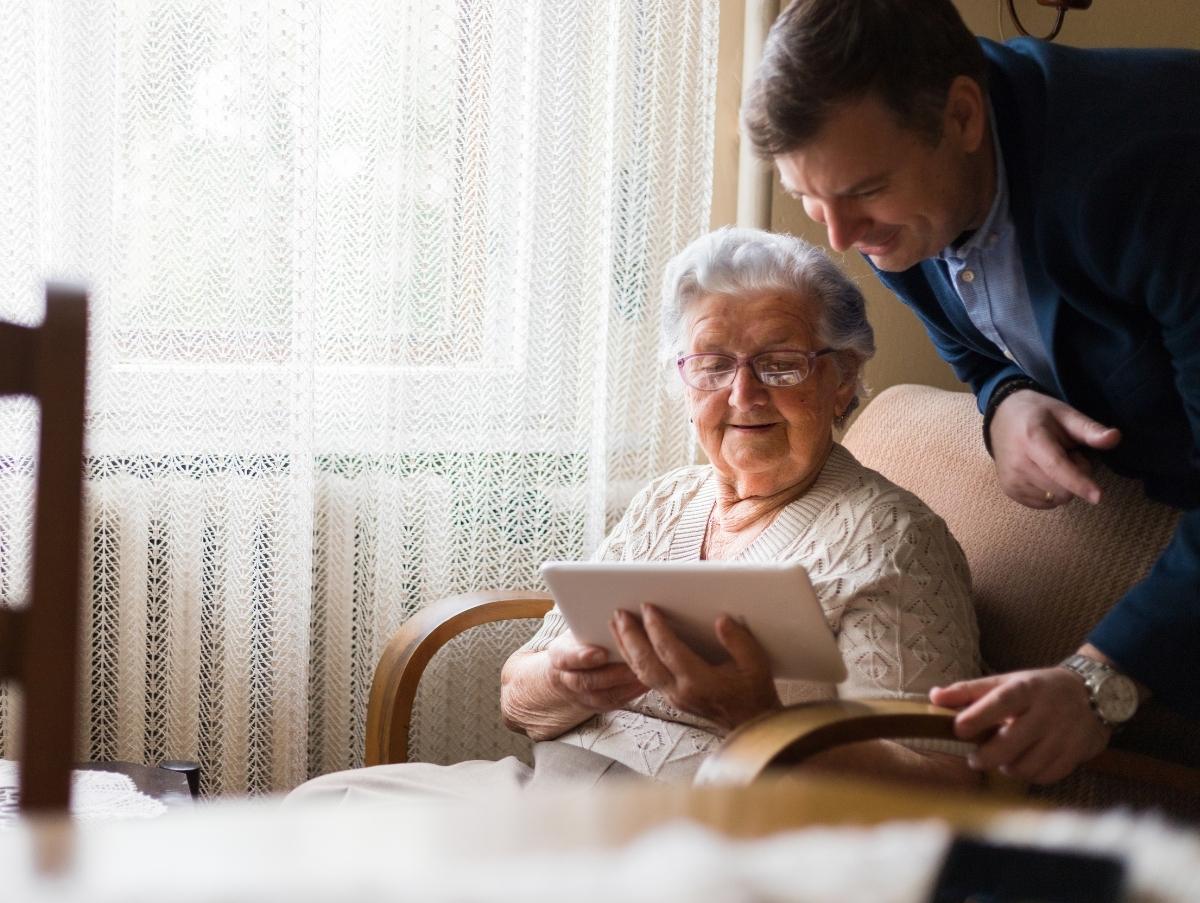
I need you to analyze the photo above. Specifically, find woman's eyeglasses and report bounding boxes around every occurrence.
[676,348,835,391]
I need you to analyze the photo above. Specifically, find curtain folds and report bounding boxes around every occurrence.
[0,0,718,793]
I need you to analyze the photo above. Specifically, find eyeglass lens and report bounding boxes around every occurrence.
[679,352,815,390]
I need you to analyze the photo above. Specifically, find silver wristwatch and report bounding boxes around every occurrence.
[1058,654,1139,729]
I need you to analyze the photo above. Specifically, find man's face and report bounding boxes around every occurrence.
[774,92,988,272]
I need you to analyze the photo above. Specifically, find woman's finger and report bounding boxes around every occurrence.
[546,633,608,671]
[562,662,641,692]
[577,675,649,711]
[611,609,673,688]
[640,603,709,677]
[714,614,770,673]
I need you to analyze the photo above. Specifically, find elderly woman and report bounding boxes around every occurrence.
[288,228,980,804]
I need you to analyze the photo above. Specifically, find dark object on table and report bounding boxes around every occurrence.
[928,835,1125,903]
[78,761,196,808]
[159,760,202,798]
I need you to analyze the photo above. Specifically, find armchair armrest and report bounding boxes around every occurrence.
[696,700,965,787]
[365,591,553,766]
[697,699,1200,801]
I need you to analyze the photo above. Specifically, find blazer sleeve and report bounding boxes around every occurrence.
[872,263,1026,413]
[1073,131,1200,715]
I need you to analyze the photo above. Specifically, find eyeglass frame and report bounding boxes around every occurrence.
[675,348,837,391]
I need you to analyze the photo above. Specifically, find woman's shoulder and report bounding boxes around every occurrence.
[633,465,705,501]
[816,445,955,540]
[799,447,972,604]
[626,464,712,510]
[594,464,713,562]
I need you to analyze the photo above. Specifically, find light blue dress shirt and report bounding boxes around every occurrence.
[937,114,1058,393]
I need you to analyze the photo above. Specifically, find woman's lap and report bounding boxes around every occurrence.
[284,741,640,807]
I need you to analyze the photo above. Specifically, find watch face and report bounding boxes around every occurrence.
[1096,674,1139,724]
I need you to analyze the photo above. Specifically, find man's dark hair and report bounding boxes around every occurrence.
[743,0,987,157]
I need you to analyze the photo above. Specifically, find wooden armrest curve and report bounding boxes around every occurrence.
[698,699,1200,802]
[364,590,552,766]
[696,700,960,787]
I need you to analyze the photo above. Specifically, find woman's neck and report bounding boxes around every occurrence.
[711,469,818,534]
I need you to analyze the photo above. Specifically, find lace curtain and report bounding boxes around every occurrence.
[0,0,717,794]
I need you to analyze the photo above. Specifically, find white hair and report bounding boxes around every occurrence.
[660,227,875,416]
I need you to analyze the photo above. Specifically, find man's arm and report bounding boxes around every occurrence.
[1087,508,1200,718]
[931,131,1200,777]
[1060,131,1200,714]
[871,261,1027,414]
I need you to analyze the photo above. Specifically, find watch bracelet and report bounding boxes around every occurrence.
[1058,654,1131,731]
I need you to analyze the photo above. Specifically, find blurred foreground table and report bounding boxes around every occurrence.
[5,772,1199,902]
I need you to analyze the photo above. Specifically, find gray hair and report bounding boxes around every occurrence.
[661,227,875,420]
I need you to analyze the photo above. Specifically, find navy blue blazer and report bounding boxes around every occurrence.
[872,38,1200,716]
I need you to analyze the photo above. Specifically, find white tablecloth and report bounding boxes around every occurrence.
[0,761,166,828]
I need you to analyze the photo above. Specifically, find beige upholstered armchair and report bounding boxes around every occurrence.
[365,385,1200,819]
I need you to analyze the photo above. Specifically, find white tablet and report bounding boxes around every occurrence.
[538,560,846,683]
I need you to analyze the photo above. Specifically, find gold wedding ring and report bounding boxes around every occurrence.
[1044,490,1054,502]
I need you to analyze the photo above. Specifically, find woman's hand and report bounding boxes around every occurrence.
[543,632,649,712]
[500,632,647,741]
[610,604,781,732]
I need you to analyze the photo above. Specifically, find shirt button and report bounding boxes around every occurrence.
[1003,349,1014,361]
[961,269,975,283]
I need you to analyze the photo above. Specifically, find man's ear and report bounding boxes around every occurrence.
[944,75,987,154]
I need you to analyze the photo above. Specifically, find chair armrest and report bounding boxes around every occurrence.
[698,699,1200,802]
[364,590,553,766]
[696,700,962,787]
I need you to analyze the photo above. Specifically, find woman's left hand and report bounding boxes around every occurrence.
[609,604,781,731]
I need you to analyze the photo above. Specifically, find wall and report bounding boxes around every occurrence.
[714,0,1200,408]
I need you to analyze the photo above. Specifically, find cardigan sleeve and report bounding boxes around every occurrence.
[832,509,982,703]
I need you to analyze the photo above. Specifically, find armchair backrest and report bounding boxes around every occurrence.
[0,286,89,813]
[842,384,1178,675]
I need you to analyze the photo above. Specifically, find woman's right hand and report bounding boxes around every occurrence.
[544,632,648,712]
[500,631,647,740]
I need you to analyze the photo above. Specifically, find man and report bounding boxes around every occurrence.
[742,0,1199,784]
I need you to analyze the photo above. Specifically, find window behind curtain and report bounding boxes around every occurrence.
[0,0,717,794]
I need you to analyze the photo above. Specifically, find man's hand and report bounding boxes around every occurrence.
[544,632,648,713]
[929,668,1110,783]
[610,604,781,731]
[989,389,1121,508]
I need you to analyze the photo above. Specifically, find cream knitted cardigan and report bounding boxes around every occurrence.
[522,444,982,782]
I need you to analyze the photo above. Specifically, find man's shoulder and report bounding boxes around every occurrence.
[980,36,1199,77]
[983,37,1199,228]
[982,36,1200,127]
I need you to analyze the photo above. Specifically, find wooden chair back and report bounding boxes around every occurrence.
[0,285,88,813]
